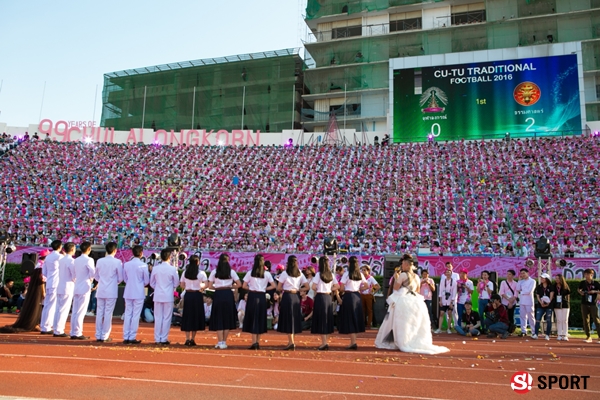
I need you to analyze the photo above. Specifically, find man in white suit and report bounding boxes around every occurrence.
[122,245,149,344]
[149,248,179,345]
[53,242,76,337]
[94,242,123,342]
[70,241,95,339]
[40,240,63,334]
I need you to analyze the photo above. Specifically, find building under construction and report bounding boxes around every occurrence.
[101,48,305,133]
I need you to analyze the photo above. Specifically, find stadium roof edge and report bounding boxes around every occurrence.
[104,48,302,78]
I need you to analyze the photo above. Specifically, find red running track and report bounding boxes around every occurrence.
[0,314,599,399]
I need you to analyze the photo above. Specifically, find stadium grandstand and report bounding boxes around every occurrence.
[0,134,598,258]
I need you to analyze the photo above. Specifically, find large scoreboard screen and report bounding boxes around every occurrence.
[392,54,581,142]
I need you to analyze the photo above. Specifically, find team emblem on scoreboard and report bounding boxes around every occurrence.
[420,87,448,113]
[513,81,541,106]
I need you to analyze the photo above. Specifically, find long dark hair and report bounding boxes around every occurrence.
[184,255,200,280]
[251,254,265,279]
[348,256,362,281]
[215,253,232,280]
[286,255,300,278]
[318,256,333,284]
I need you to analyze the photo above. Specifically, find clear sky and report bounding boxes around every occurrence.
[0,0,304,127]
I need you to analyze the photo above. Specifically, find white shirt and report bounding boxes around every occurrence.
[94,255,124,299]
[73,254,95,295]
[457,279,474,304]
[360,275,379,295]
[180,270,208,291]
[499,279,518,307]
[340,271,367,292]
[517,277,536,306]
[439,276,457,306]
[243,271,274,292]
[439,271,460,289]
[277,271,308,291]
[123,258,150,300]
[56,255,75,296]
[42,250,63,289]
[477,280,494,300]
[311,272,338,293]
[208,269,240,288]
[150,261,180,303]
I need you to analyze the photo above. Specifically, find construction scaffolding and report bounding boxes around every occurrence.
[101,49,306,132]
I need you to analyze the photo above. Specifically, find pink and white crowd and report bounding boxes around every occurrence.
[0,134,599,256]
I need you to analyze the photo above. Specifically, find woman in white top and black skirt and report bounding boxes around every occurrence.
[208,254,241,349]
[339,256,368,350]
[277,255,309,350]
[242,254,277,350]
[180,255,208,346]
[311,256,340,350]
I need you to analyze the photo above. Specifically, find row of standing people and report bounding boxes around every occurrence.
[15,239,376,350]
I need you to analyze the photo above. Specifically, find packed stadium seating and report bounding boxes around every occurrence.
[0,135,598,256]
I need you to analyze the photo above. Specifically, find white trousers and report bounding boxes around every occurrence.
[520,304,535,333]
[40,288,58,332]
[451,304,459,326]
[70,292,91,337]
[555,308,570,337]
[154,302,172,343]
[95,298,117,340]
[53,293,74,334]
[123,299,144,340]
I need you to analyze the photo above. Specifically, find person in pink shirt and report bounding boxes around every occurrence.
[419,270,435,327]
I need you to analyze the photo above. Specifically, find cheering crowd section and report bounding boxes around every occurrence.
[0,135,598,256]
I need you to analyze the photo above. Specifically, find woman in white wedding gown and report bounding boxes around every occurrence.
[375,254,449,354]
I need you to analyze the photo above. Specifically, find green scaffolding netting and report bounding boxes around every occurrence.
[101,49,306,132]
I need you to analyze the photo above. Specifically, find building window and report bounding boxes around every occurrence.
[332,25,362,39]
[451,10,486,25]
[389,18,422,32]
[595,84,600,100]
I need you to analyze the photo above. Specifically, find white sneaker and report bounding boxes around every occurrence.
[544,335,550,341]
[584,337,592,343]
[273,324,278,330]
[563,336,569,341]
[218,343,228,349]
[85,312,95,317]
[531,334,538,340]
[447,329,452,334]
[214,343,221,348]
[557,336,563,341]
[434,329,441,334]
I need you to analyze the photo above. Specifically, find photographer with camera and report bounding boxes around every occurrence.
[455,300,481,336]
[578,268,600,343]
[484,294,510,339]
[434,268,457,334]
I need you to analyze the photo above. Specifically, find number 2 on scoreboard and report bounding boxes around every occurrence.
[525,117,535,132]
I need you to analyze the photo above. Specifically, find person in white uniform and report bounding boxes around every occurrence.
[122,245,149,344]
[53,242,76,337]
[94,242,123,342]
[516,267,536,337]
[70,241,95,340]
[149,248,180,345]
[439,262,460,327]
[40,240,63,334]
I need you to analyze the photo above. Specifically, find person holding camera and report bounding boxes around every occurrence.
[578,268,600,343]
[477,270,494,334]
[455,301,481,336]
[484,294,510,339]
[434,268,457,334]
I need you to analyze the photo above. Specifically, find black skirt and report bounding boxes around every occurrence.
[338,291,365,334]
[209,289,238,331]
[242,291,268,334]
[277,292,302,334]
[311,293,334,335]
[181,291,206,332]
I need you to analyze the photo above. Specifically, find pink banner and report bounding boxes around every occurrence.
[7,247,599,279]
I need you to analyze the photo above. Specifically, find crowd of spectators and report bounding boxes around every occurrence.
[0,134,598,256]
